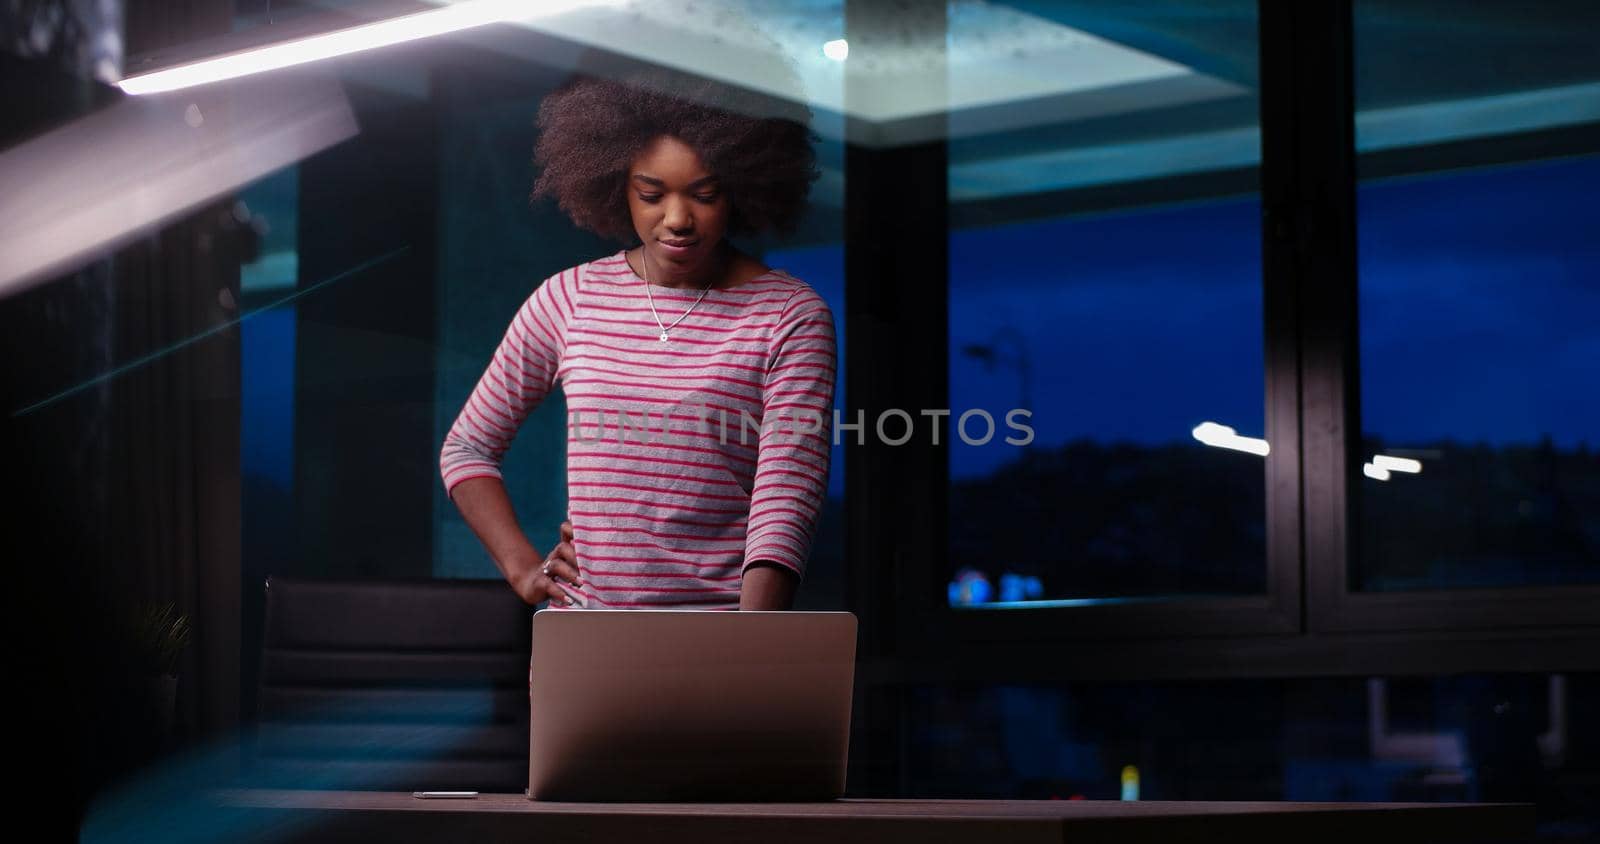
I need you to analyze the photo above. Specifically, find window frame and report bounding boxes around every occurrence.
[841,0,1600,681]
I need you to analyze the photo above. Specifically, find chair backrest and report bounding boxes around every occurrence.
[253,577,531,792]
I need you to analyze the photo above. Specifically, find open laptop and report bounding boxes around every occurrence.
[528,609,857,802]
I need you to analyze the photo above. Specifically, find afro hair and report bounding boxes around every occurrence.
[532,70,818,242]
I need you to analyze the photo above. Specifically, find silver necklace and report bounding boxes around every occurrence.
[640,249,715,343]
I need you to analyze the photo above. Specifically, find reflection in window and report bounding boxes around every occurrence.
[948,200,1264,606]
[1353,0,1600,592]
[943,1,1263,607]
[1355,156,1600,591]
[240,166,298,579]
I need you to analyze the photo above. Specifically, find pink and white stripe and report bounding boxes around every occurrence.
[441,250,836,610]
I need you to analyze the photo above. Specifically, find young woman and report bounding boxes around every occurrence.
[440,72,833,613]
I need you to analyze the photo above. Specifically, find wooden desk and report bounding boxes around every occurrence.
[214,789,1533,843]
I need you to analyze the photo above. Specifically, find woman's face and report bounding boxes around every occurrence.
[627,135,731,284]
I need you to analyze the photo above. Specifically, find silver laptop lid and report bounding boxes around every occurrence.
[528,609,857,802]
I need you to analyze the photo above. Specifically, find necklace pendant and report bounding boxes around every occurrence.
[659,331,670,342]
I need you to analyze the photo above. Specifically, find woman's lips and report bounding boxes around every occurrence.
[658,239,698,257]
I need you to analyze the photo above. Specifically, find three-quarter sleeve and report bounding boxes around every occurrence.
[743,286,837,578]
[439,268,577,497]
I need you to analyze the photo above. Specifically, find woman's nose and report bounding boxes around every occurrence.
[663,197,693,232]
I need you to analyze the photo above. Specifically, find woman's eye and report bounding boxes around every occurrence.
[696,193,720,202]
[637,193,662,202]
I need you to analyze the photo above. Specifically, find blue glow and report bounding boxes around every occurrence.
[998,573,1044,602]
[80,711,500,843]
[241,306,296,490]
[953,594,1212,611]
[949,567,994,605]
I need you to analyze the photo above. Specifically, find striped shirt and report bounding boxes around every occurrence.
[440,250,836,610]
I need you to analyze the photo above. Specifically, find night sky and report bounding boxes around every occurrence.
[774,153,1600,484]
[1357,154,1600,450]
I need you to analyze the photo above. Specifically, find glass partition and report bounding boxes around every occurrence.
[1352,0,1600,592]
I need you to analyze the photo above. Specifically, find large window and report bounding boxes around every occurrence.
[944,2,1265,606]
[1352,0,1600,592]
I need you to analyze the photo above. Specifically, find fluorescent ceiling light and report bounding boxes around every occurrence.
[118,0,616,95]
[1372,454,1423,474]
[1363,462,1391,481]
[0,75,356,298]
[1191,421,1269,457]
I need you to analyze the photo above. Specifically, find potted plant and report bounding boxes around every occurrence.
[131,602,192,739]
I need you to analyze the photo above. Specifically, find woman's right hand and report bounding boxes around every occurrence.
[512,520,584,607]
